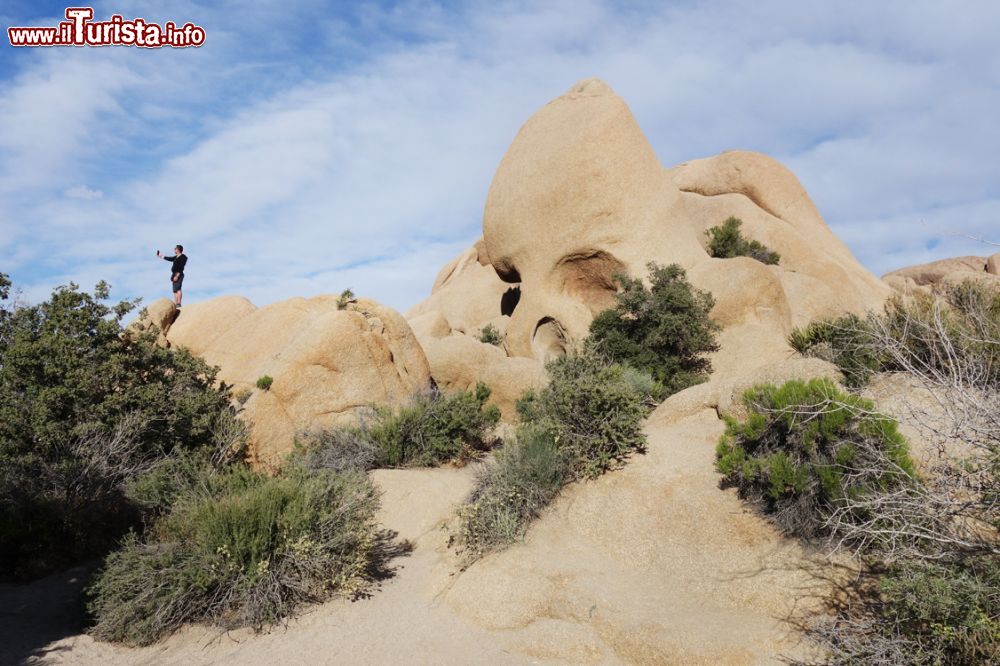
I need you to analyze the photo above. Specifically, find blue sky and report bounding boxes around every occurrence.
[1,1,998,311]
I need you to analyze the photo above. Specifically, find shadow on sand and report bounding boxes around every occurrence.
[0,564,95,665]
[0,529,413,664]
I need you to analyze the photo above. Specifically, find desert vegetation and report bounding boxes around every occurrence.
[336,288,355,310]
[736,278,1000,664]
[478,323,503,346]
[296,383,501,470]
[716,378,917,546]
[88,465,382,646]
[88,382,500,646]
[0,276,242,579]
[587,261,720,396]
[454,263,721,560]
[454,350,648,560]
[789,280,1000,389]
[0,274,395,647]
[706,216,781,265]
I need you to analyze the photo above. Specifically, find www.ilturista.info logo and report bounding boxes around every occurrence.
[7,7,205,48]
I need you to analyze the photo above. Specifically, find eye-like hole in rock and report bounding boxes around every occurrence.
[554,250,626,315]
[532,317,567,362]
[500,286,521,316]
[492,257,521,284]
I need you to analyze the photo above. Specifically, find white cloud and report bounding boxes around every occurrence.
[0,55,136,195]
[64,185,104,200]
[1,0,998,313]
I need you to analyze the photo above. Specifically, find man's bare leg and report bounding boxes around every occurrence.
[175,290,182,307]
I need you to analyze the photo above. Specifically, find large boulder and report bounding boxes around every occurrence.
[884,255,999,293]
[165,295,432,468]
[474,78,889,375]
[405,238,514,336]
[419,335,546,420]
[128,298,178,345]
[482,78,704,360]
[672,151,890,330]
[406,238,540,414]
[165,295,257,355]
[988,252,1000,276]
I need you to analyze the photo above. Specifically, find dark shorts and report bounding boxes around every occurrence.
[172,274,184,293]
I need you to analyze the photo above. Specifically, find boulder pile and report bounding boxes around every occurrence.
[145,295,431,467]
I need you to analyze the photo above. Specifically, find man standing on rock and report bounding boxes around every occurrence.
[156,245,187,308]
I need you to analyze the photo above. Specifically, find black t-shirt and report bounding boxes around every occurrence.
[164,253,187,276]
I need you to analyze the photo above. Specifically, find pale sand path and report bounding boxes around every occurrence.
[2,408,831,665]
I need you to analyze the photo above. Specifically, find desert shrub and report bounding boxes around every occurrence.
[255,375,274,390]
[124,408,247,517]
[453,426,570,559]
[619,364,667,405]
[297,383,501,470]
[478,323,503,346]
[706,216,781,264]
[88,465,380,646]
[124,450,217,516]
[0,279,240,579]
[455,350,649,561]
[809,557,1000,665]
[517,350,648,479]
[790,280,1000,390]
[779,282,1000,663]
[882,281,1000,386]
[293,425,380,474]
[788,314,883,388]
[716,378,917,545]
[879,558,1000,663]
[364,384,501,467]
[336,288,355,310]
[587,262,719,396]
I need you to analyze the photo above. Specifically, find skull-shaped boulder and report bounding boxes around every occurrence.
[483,78,706,361]
[480,78,889,373]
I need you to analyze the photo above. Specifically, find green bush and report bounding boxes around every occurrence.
[706,216,780,265]
[879,558,1000,664]
[454,426,569,560]
[587,262,719,397]
[0,278,240,579]
[618,364,667,405]
[780,281,1000,664]
[517,350,648,479]
[788,314,883,388]
[478,323,503,346]
[298,383,501,470]
[455,351,649,561]
[790,280,1000,389]
[294,426,380,474]
[811,557,1000,665]
[716,378,917,543]
[255,375,274,391]
[336,288,355,310]
[87,465,381,646]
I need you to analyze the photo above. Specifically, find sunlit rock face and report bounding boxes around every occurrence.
[478,78,889,372]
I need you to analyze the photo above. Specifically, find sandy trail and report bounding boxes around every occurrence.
[1,409,830,665]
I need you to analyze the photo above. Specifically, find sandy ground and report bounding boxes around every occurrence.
[1,408,834,665]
